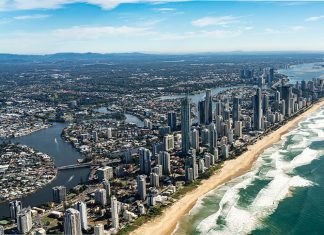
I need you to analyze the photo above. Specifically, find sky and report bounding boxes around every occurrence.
[0,0,324,54]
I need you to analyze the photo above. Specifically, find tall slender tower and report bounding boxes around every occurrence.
[137,175,147,200]
[205,89,213,125]
[64,208,82,235]
[111,196,119,230]
[191,128,199,151]
[282,85,292,117]
[253,88,263,130]
[75,201,88,230]
[9,200,22,220]
[232,97,240,123]
[17,207,32,234]
[167,112,177,131]
[208,123,218,153]
[181,96,191,155]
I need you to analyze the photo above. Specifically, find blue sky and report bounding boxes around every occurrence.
[0,0,324,54]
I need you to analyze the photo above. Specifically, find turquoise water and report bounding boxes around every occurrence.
[173,107,324,235]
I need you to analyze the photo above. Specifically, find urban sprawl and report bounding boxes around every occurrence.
[0,54,323,235]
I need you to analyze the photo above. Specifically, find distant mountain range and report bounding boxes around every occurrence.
[0,52,323,63]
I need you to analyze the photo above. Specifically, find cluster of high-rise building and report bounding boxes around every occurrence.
[3,65,324,234]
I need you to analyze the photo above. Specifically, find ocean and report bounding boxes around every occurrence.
[173,62,324,235]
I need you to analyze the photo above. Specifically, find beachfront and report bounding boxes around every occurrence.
[131,99,324,235]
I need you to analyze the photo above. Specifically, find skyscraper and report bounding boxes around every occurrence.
[253,88,263,130]
[269,68,274,83]
[111,196,119,230]
[17,207,33,234]
[9,200,22,220]
[137,175,146,200]
[139,147,152,175]
[204,89,213,125]
[282,85,293,117]
[95,189,107,206]
[198,100,205,125]
[232,97,241,123]
[191,128,199,151]
[234,121,242,138]
[159,151,171,175]
[107,127,112,139]
[75,201,88,230]
[94,224,104,235]
[150,172,160,187]
[52,186,66,203]
[221,144,229,159]
[181,96,191,155]
[163,134,174,151]
[64,208,82,235]
[262,94,269,114]
[167,112,177,131]
[102,180,111,198]
[185,150,198,181]
[208,123,218,153]
[97,166,114,181]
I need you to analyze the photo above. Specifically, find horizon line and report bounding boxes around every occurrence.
[2,50,324,56]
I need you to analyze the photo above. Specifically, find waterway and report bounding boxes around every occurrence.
[278,62,324,84]
[94,107,144,127]
[0,123,88,218]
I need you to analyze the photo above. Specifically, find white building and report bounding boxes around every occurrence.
[17,207,33,234]
[94,224,104,235]
[64,208,82,235]
[111,196,119,230]
[95,189,107,206]
[75,201,88,230]
[97,166,114,181]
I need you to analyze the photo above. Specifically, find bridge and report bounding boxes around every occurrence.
[57,162,92,170]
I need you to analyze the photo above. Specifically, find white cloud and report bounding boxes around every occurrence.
[264,26,305,35]
[153,7,175,11]
[305,15,324,22]
[0,0,187,11]
[191,16,239,27]
[13,14,50,20]
[264,28,281,34]
[290,26,304,32]
[153,28,244,40]
[244,26,254,31]
[53,25,152,39]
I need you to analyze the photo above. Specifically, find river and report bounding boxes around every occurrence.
[278,62,324,83]
[0,123,88,218]
[94,107,144,127]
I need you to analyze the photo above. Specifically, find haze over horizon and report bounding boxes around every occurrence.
[0,0,324,54]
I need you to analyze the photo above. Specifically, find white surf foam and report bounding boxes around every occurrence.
[196,119,320,235]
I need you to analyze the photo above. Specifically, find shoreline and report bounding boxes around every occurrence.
[0,170,58,207]
[131,99,324,235]
[0,123,52,140]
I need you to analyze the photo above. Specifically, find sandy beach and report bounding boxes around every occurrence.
[131,99,324,235]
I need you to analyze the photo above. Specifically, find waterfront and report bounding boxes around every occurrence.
[173,105,324,235]
[0,123,88,218]
[94,107,144,127]
[158,86,231,104]
[171,62,324,235]
[278,62,324,83]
